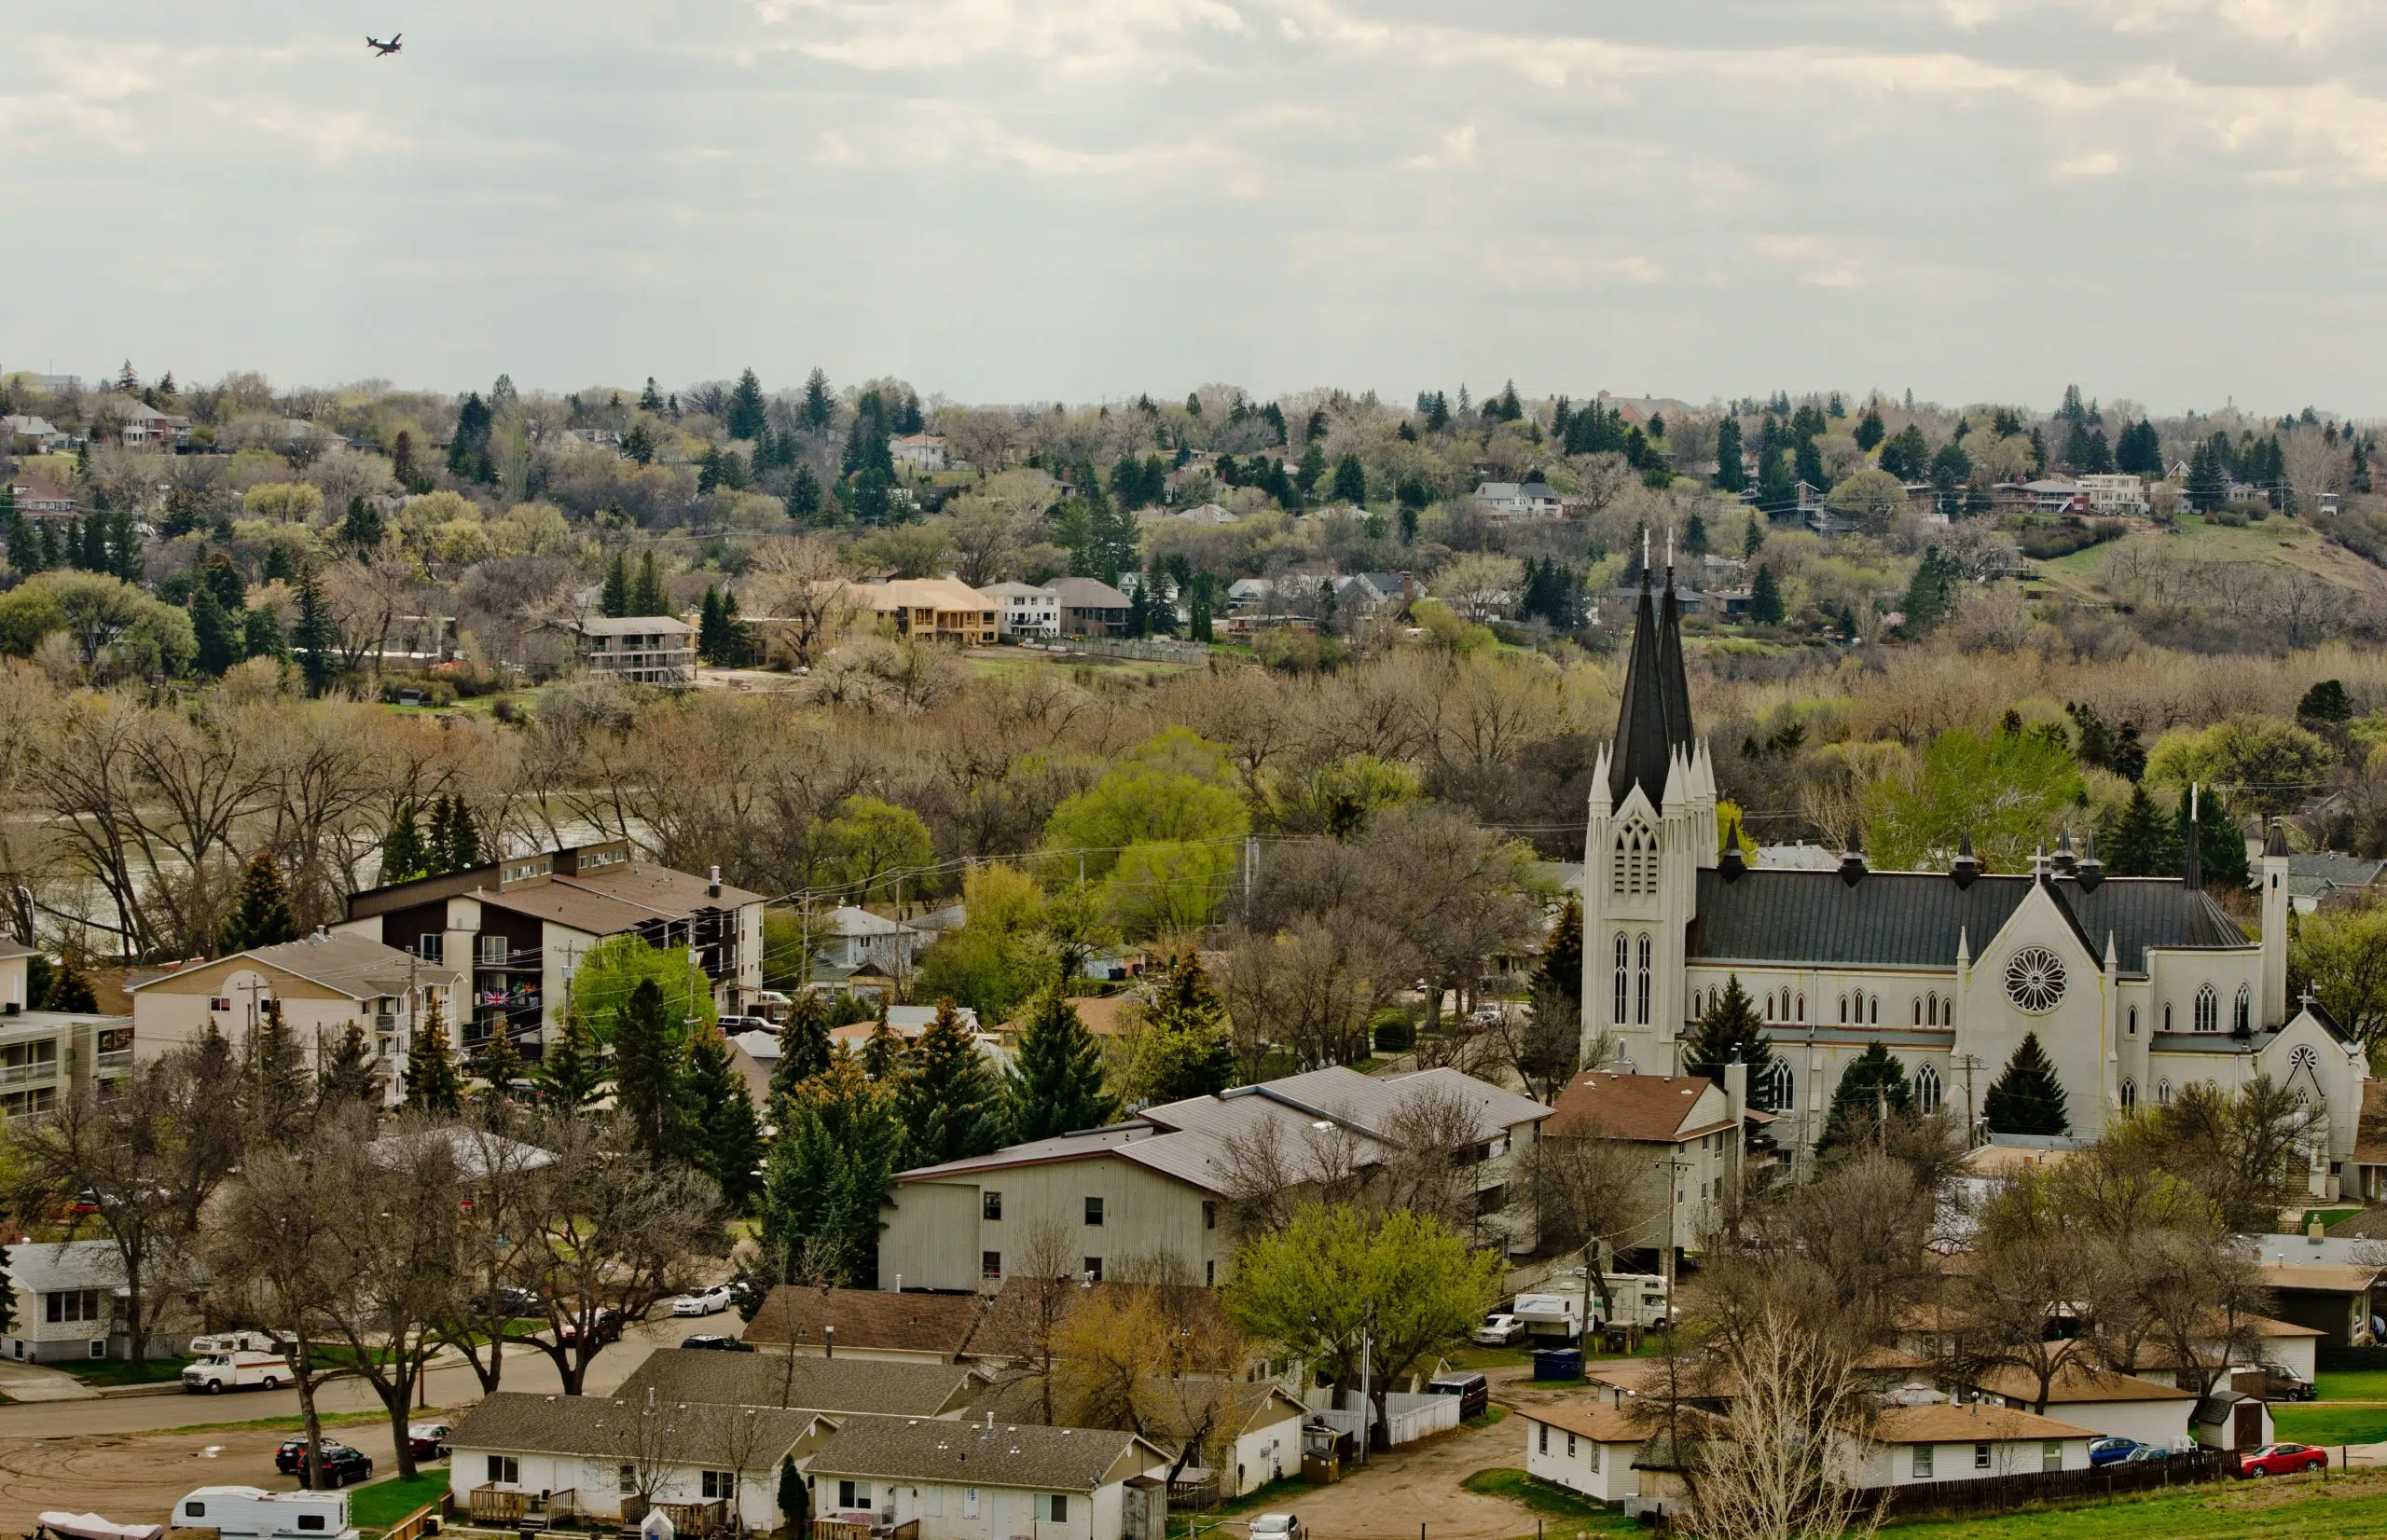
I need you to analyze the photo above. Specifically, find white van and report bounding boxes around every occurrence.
[182,1350,286,1394]
[172,1488,351,1540]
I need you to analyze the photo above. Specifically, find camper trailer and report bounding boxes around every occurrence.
[172,1488,352,1540]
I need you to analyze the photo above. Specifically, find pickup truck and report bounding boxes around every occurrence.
[183,1351,286,1394]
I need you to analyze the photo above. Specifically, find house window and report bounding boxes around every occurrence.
[619,1466,637,1494]
[1083,1257,1103,1281]
[2196,984,2218,1033]
[2042,1441,2063,1473]
[1538,1423,1549,1454]
[1587,1440,1601,1473]
[46,1289,101,1324]
[1915,1064,1942,1116]
[701,1471,735,1500]
[1566,1432,1577,1457]
[963,1490,979,1519]
[488,1456,519,1485]
[1635,934,1651,1024]
[1974,1442,1991,1470]
[1046,1495,1069,1523]
[837,1480,872,1511]
[1084,1196,1104,1226]
[1613,935,1629,1026]
[1912,1444,1934,1478]
[1204,1201,1218,1231]
[983,1191,1002,1221]
[419,934,445,963]
[983,1251,1002,1280]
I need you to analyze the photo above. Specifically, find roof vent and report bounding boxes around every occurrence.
[1838,830,1868,887]
[1950,831,1980,890]
[709,865,723,899]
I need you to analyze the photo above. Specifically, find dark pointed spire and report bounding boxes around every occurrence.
[1951,829,1980,889]
[1606,557,1697,811]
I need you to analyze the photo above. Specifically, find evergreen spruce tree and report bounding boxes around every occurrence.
[440,794,481,872]
[2098,783,2182,877]
[895,998,1005,1168]
[1002,986,1119,1144]
[1533,896,1584,1016]
[757,1050,901,1287]
[1133,951,1234,1102]
[1713,418,1745,492]
[340,494,384,555]
[220,851,299,954]
[1332,454,1367,505]
[720,589,748,667]
[191,584,241,677]
[379,803,427,885]
[1682,974,1775,1098]
[476,1026,525,1109]
[726,368,767,442]
[786,463,823,522]
[801,368,835,432]
[862,997,903,1081]
[535,1004,606,1112]
[614,978,685,1163]
[2187,441,2227,511]
[1982,1031,2070,1135]
[632,551,668,617]
[7,499,38,575]
[1743,516,1764,559]
[243,603,287,661]
[315,1022,382,1112]
[81,516,107,573]
[640,377,665,413]
[1683,513,1709,557]
[770,992,833,1101]
[600,552,630,618]
[685,1027,764,1212]
[2180,787,2252,890]
[1815,1042,1913,1154]
[697,586,727,665]
[2298,680,2353,724]
[245,1000,311,1138]
[1750,566,1786,626]
[402,997,465,1115]
[293,564,336,696]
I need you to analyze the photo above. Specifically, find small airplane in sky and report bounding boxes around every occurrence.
[366,34,403,56]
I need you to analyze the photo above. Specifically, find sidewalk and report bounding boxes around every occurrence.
[0,1359,101,1403]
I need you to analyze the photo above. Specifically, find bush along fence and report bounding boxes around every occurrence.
[1861,1448,2235,1523]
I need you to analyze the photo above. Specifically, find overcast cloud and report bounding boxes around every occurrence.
[3,0,2383,412]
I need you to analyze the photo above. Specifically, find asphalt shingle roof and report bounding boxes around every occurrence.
[806,1413,1157,1492]
[447,1392,820,1462]
[613,1350,984,1417]
[744,1286,984,1359]
[1690,870,2245,976]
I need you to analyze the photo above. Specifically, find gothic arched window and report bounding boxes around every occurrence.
[2233,984,2252,1035]
[2128,1006,2138,1038]
[1635,933,1652,1024]
[1763,1061,1794,1114]
[1915,1063,1942,1115]
[2120,1078,2137,1112]
[1870,995,1880,1024]
[1912,997,1923,1026]
[2163,1003,2173,1033]
[1795,993,1804,1022]
[2195,984,2219,1034]
[2157,1079,2173,1107]
[1839,995,1849,1024]
[1613,934,1629,1026]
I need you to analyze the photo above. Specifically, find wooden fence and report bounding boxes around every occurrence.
[467,1487,575,1531]
[384,1492,451,1540]
[1862,1448,2235,1521]
[810,1522,918,1540]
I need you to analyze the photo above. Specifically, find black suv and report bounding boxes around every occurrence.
[274,1439,374,1487]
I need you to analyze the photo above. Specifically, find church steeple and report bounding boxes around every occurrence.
[1606,550,1697,811]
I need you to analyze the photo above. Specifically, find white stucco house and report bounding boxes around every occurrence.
[1834,1404,2097,1488]
[1520,1402,1651,1505]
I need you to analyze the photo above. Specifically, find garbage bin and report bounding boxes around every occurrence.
[1532,1347,1584,1382]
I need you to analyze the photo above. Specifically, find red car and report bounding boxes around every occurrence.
[2241,1443,2327,1477]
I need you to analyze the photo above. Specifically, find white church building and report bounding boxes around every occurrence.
[1581,571,2366,1197]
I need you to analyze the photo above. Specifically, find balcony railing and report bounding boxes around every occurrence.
[94,1049,133,1073]
[0,1059,60,1087]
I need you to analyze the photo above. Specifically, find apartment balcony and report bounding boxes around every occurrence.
[0,1059,60,1087]
[94,1049,133,1074]
[473,947,544,972]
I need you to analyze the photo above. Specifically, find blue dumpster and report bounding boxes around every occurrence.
[1532,1347,1584,1382]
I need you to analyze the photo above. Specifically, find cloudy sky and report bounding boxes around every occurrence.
[5,0,2384,413]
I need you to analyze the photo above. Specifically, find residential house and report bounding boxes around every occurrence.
[2248,1233,2385,1345]
[977,583,1059,641]
[2076,474,2150,516]
[2,417,68,453]
[1138,1382,1304,1499]
[1964,1363,2197,1447]
[560,428,622,450]
[613,1348,988,1418]
[744,1286,985,1363]
[7,476,76,516]
[801,1413,1171,1540]
[117,404,190,449]
[1051,578,1135,638]
[2287,852,2387,914]
[127,930,460,1105]
[444,1391,827,1533]
[1144,502,1240,528]
[1544,1071,1743,1267]
[959,1278,1243,1380]
[0,945,133,1119]
[828,1004,990,1059]
[575,616,697,686]
[334,838,766,1054]
[1471,481,1565,518]
[1332,571,1410,614]
[1,1238,195,1363]
[1520,1403,1652,1505]
[1835,1404,2096,1488]
[878,1066,1552,1293]
[2121,1313,2323,1389]
[852,578,1000,646]
[812,907,928,973]
[890,433,949,473]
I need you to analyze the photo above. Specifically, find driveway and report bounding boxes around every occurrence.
[1267,1367,1564,1540]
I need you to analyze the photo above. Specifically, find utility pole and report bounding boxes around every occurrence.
[1654,1155,1693,1307]
[1957,1053,1985,1146]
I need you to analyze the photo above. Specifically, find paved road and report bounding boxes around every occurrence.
[0,1315,688,1438]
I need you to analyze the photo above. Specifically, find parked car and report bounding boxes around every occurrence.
[1470,1313,1526,1346]
[182,1351,286,1394]
[2241,1443,2327,1478]
[671,1285,734,1317]
[407,1423,452,1460]
[2253,1367,2318,1402]
[2088,1437,2142,1467]
[274,1440,373,1487]
[1249,1516,1304,1540]
[1427,1372,1488,1421]
[2120,1445,2173,1464]
[559,1308,624,1345]
[682,1334,755,1353]
[485,1286,537,1317]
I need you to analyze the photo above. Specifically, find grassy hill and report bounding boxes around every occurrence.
[2030,513,2387,604]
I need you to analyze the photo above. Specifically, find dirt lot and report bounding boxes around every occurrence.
[0,1413,415,1534]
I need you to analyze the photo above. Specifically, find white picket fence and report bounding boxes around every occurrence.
[1302,1387,1463,1447]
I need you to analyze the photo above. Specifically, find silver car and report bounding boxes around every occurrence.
[1249,1515,1304,1540]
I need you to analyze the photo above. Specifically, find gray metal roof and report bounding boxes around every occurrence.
[1690,870,2246,976]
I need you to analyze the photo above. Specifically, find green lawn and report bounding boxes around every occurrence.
[1444,1344,1529,1370]
[2315,1370,2387,1402]
[350,1471,451,1533]
[1462,1406,1510,1429]
[63,1354,192,1387]
[1886,1473,2387,1537]
[2274,1405,2387,1445]
[1166,1476,1309,1536]
[1459,1469,1627,1528]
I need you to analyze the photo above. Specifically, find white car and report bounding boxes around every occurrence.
[1249,1515,1304,1540]
[1470,1313,1527,1346]
[671,1285,733,1317]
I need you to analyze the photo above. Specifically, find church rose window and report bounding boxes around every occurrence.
[2004,947,2067,1013]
